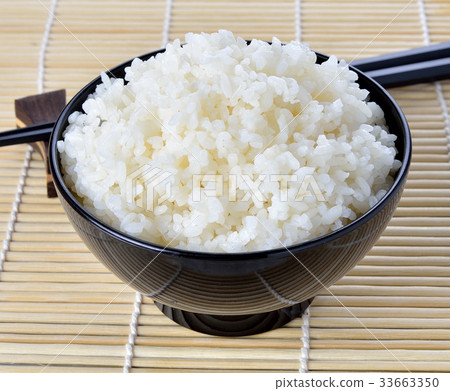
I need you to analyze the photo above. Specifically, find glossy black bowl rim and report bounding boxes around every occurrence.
[49,47,412,261]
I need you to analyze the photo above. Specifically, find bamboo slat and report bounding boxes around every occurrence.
[0,0,450,374]
[312,306,450,319]
[0,365,121,373]
[308,361,450,372]
[314,295,450,308]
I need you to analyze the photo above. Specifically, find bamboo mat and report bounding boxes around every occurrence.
[0,0,449,373]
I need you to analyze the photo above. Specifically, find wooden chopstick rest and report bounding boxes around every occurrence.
[14,89,66,198]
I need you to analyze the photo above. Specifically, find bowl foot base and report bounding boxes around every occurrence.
[153,298,314,337]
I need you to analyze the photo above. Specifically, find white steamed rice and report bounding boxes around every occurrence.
[58,30,400,253]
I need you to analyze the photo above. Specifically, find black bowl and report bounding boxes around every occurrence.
[48,48,411,336]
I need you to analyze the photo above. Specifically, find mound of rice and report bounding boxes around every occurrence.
[58,30,400,253]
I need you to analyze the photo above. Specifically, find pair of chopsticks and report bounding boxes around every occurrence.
[351,41,450,88]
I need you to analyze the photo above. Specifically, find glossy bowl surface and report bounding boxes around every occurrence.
[49,49,411,315]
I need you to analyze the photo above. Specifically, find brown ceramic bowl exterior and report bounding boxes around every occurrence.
[49,49,411,316]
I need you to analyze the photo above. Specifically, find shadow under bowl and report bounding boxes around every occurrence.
[48,49,411,336]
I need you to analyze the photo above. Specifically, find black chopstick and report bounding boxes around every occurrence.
[350,41,450,88]
[0,121,53,147]
[351,41,450,72]
[362,56,450,88]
